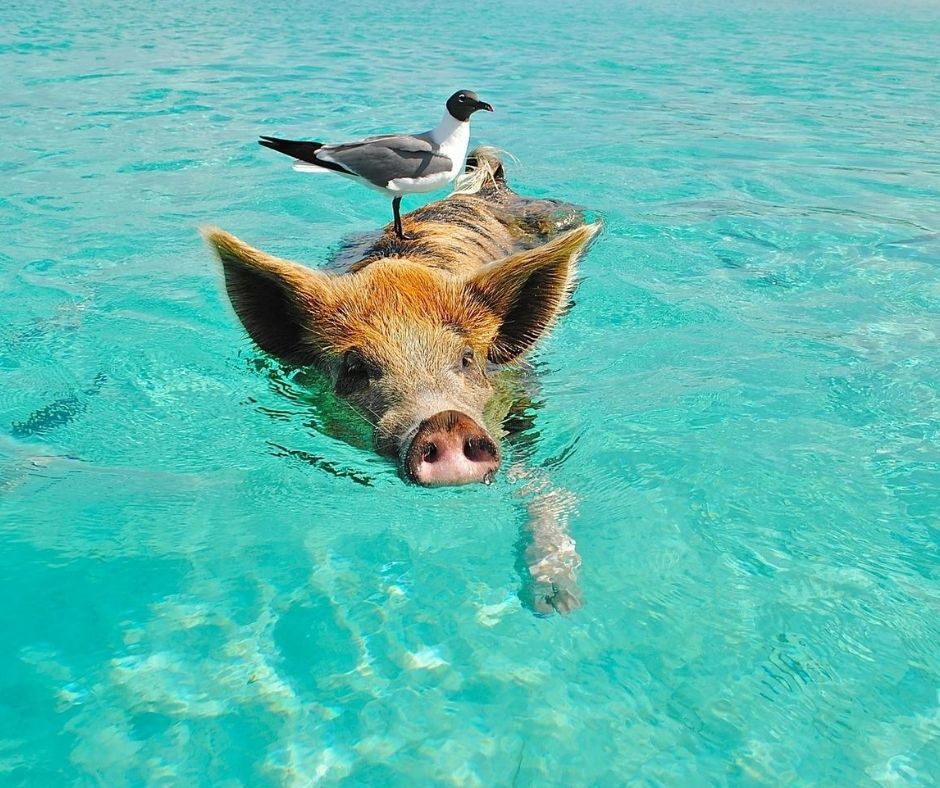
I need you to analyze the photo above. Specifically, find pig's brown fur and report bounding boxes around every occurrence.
[204,148,599,473]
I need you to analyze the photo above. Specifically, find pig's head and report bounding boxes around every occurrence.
[206,224,599,486]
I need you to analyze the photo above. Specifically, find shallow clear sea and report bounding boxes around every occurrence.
[2,0,940,783]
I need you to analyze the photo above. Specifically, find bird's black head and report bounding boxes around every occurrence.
[445,90,494,122]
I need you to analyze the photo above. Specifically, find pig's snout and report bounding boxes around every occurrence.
[405,410,500,486]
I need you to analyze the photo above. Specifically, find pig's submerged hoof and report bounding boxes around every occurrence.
[533,583,583,616]
[530,577,583,616]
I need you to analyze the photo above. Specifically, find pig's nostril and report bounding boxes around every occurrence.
[422,442,438,463]
[464,437,495,463]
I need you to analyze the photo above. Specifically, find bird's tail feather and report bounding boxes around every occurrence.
[258,136,351,174]
[292,162,333,173]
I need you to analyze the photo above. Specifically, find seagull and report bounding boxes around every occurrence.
[259,90,494,240]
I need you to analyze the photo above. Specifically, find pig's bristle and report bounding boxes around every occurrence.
[452,146,512,195]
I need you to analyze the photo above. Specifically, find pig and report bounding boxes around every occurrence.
[204,148,599,487]
[205,148,599,613]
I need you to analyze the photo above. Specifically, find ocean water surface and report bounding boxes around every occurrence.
[2,0,940,783]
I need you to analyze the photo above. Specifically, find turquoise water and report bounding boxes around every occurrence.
[3,0,940,782]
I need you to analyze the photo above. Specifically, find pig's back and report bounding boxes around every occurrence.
[346,192,586,278]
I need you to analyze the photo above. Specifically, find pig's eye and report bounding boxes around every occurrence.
[336,350,379,395]
[460,347,475,370]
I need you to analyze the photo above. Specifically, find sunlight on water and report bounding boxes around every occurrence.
[2,0,940,783]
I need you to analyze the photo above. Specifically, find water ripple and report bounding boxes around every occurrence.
[3,0,940,783]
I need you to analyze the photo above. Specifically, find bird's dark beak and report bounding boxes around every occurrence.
[476,101,494,113]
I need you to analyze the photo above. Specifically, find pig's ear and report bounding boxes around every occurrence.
[202,227,333,365]
[467,223,600,364]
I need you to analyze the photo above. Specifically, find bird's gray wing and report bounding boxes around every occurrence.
[316,134,452,187]
[354,133,434,151]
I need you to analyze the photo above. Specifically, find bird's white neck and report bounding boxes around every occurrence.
[429,111,469,146]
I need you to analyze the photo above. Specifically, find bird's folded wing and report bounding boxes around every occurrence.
[317,137,452,187]
[335,134,436,153]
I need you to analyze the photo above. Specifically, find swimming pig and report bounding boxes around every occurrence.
[204,148,599,487]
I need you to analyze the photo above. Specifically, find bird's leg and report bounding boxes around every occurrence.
[392,197,414,241]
